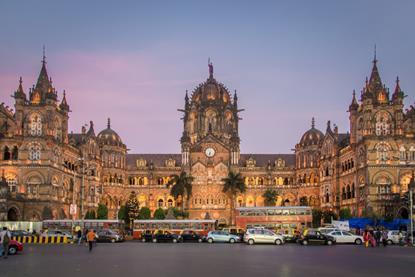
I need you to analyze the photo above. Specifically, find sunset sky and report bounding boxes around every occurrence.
[1,0,414,154]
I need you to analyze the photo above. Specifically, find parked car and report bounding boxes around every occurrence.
[10,230,32,238]
[244,228,285,245]
[153,230,179,243]
[207,231,240,243]
[221,227,245,241]
[141,230,154,242]
[179,230,204,243]
[318,227,341,234]
[386,230,407,245]
[42,230,73,240]
[97,229,124,243]
[298,229,336,246]
[327,230,363,245]
[7,240,24,255]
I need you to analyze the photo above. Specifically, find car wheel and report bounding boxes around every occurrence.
[173,238,178,243]
[111,238,116,243]
[141,238,146,243]
[152,238,157,243]
[198,238,202,243]
[355,238,362,245]
[327,240,333,246]
[248,239,255,245]
[275,239,282,245]
[302,240,308,246]
[207,238,213,243]
[229,238,235,244]
[387,240,393,245]
[8,246,17,255]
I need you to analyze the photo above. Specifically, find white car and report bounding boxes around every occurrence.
[244,228,285,245]
[327,230,363,245]
[318,227,341,234]
[386,230,406,245]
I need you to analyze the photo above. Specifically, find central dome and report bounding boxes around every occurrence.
[97,118,124,147]
[299,118,323,147]
[191,77,231,105]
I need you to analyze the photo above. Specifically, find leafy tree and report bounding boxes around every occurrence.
[97,204,108,219]
[117,205,127,220]
[312,209,322,228]
[42,206,53,220]
[222,171,246,226]
[84,210,96,219]
[339,208,352,220]
[139,207,151,219]
[126,192,140,228]
[263,189,278,206]
[322,210,338,223]
[299,196,309,206]
[153,208,165,219]
[168,171,194,210]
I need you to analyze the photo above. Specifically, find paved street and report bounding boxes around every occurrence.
[2,243,415,277]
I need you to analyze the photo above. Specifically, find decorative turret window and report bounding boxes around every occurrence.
[399,146,407,161]
[28,143,41,161]
[29,114,42,136]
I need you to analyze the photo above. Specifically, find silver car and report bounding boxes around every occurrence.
[244,228,285,245]
[207,231,240,243]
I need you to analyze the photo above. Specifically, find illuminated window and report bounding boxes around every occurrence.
[29,114,42,136]
[376,142,390,163]
[29,143,41,161]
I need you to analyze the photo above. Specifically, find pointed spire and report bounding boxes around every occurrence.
[349,89,359,111]
[326,120,332,132]
[208,58,213,78]
[107,118,111,129]
[87,120,95,137]
[392,76,404,103]
[368,46,383,93]
[42,45,46,65]
[14,76,26,100]
[59,90,69,111]
[311,117,315,129]
[35,46,53,97]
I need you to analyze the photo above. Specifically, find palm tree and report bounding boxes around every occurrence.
[222,171,246,226]
[263,189,278,206]
[168,171,194,211]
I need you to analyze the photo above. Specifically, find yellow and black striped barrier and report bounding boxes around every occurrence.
[11,235,71,244]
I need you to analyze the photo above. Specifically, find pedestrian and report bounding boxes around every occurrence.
[77,229,82,246]
[86,229,95,252]
[363,229,369,248]
[0,227,11,259]
[374,228,381,247]
[382,229,388,247]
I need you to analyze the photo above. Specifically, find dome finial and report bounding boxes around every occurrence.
[208,57,213,78]
[107,118,111,129]
[373,44,377,64]
[42,45,46,65]
[311,117,315,128]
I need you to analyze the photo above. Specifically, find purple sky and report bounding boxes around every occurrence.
[1,1,414,154]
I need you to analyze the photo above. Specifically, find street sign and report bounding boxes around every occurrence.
[70,204,77,215]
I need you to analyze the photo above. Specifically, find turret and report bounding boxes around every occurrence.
[392,76,405,105]
[14,77,26,104]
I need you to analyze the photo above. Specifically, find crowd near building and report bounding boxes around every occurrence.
[0,52,414,225]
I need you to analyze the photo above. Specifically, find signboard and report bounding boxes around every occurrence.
[331,220,350,231]
[70,204,77,216]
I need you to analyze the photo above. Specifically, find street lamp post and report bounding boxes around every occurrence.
[409,171,414,246]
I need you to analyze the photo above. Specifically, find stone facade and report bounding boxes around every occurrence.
[0,54,414,223]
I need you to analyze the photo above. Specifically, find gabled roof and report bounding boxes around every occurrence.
[239,154,295,167]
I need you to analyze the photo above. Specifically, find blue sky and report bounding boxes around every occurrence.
[0,0,414,153]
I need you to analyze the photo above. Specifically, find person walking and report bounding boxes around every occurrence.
[363,230,370,248]
[382,229,388,247]
[0,227,11,259]
[77,229,82,246]
[86,229,95,252]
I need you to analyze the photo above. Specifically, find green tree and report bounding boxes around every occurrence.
[139,207,151,219]
[263,189,278,206]
[168,171,194,210]
[42,206,53,220]
[222,171,246,226]
[97,204,108,219]
[339,208,352,220]
[312,209,322,228]
[322,210,338,223]
[117,205,127,220]
[153,208,165,219]
[84,210,96,219]
[126,192,140,228]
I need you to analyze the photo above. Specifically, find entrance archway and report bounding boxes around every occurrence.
[7,207,19,221]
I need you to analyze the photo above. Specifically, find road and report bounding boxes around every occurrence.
[2,242,415,277]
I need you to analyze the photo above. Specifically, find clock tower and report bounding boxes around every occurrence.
[179,61,242,222]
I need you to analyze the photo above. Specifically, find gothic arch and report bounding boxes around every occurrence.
[7,206,20,221]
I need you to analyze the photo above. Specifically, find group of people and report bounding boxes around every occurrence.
[361,228,389,247]
[76,228,98,252]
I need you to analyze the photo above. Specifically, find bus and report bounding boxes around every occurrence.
[132,219,217,239]
[235,206,312,236]
[42,220,125,233]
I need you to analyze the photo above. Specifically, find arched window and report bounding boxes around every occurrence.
[167,199,173,207]
[399,146,407,161]
[29,114,42,136]
[375,112,391,136]
[3,146,10,160]
[6,175,17,193]
[157,199,164,208]
[352,183,355,198]
[28,143,41,161]
[376,142,390,163]
[325,193,329,203]
[342,187,346,200]
[410,146,415,161]
[158,177,164,186]
[11,146,18,160]
[346,185,351,199]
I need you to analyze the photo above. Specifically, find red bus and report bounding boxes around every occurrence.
[133,219,216,239]
[235,206,312,235]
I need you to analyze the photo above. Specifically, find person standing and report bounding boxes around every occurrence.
[86,229,95,252]
[0,227,11,259]
[77,229,82,246]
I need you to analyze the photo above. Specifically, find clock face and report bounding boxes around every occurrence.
[205,147,215,157]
